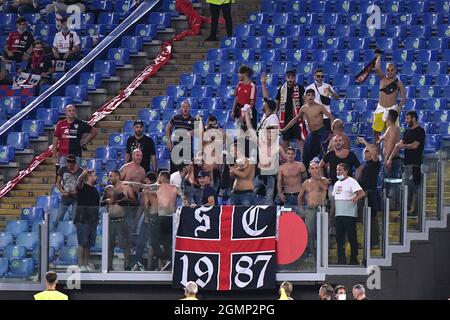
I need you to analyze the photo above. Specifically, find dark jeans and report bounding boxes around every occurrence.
[209,3,233,39]
[132,221,150,267]
[384,157,402,208]
[158,216,173,262]
[55,196,77,229]
[229,190,254,205]
[303,127,328,170]
[404,164,421,214]
[335,216,358,264]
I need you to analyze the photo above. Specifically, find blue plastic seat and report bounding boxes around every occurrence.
[347,37,369,50]
[416,50,438,62]
[56,246,78,265]
[261,0,281,12]
[346,86,368,99]
[337,49,360,63]
[6,258,34,278]
[346,13,365,25]
[322,37,344,50]
[321,13,344,25]
[395,13,417,25]
[108,133,129,148]
[0,257,8,276]
[108,48,130,66]
[0,96,21,111]
[428,37,448,50]
[0,145,14,164]
[219,61,240,74]
[286,0,307,13]
[50,96,73,114]
[163,0,179,16]
[272,13,293,25]
[114,0,133,16]
[96,147,118,162]
[323,62,344,75]
[270,37,293,49]
[191,86,213,98]
[85,24,107,37]
[401,62,423,76]
[384,0,405,13]
[180,73,201,86]
[37,107,59,127]
[56,221,76,237]
[410,75,432,87]
[333,74,351,87]
[435,75,450,88]
[357,26,381,38]
[148,121,167,135]
[167,85,189,99]
[21,120,44,139]
[426,98,446,111]
[152,96,174,110]
[193,61,215,74]
[439,123,450,136]
[201,97,224,111]
[162,109,178,122]
[134,24,157,42]
[331,100,351,112]
[16,233,38,251]
[211,110,231,124]
[391,49,414,63]
[407,1,429,13]
[283,25,305,37]
[258,24,281,37]
[149,12,171,29]
[120,36,143,54]
[79,158,102,172]
[285,49,307,63]
[4,245,26,260]
[296,37,318,49]
[122,120,135,135]
[270,61,291,75]
[334,25,356,37]
[310,25,332,37]
[204,73,225,86]
[405,37,426,50]
[233,49,255,62]
[80,36,93,50]
[296,62,318,76]
[426,62,447,75]
[7,132,30,151]
[216,86,236,100]
[221,36,242,49]
[34,24,56,42]
[207,48,229,61]
[35,196,59,212]
[98,12,120,26]
[245,36,267,49]
[65,85,87,103]
[418,86,439,99]
[234,25,255,37]
[409,26,432,39]
[247,13,265,24]
[334,0,355,13]
[296,13,317,25]
[80,72,102,90]
[310,0,333,12]
[0,233,13,251]
[422,13,444,26]
[66,233,78,247]
[376,37,398,50]
[385,26,407,39]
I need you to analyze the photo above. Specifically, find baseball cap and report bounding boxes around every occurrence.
[133,119,145,127]
[264,97,277,111]
[198,170,209,178]
[66,154,76,164]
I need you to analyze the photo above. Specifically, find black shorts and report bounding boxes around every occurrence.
[76,223,97,248]
[109,219,129,249]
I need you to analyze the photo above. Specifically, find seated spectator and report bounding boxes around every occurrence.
[4,0,37,14]
[19,41,54,86]
[52,17,81,62]
[45,0,86,14]
[3,17,34,63]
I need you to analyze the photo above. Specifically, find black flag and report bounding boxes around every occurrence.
[355,49,383,84]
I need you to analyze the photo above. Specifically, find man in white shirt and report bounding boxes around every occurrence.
[332,163,365,265]
[306,68,339,132]
[170,163,189,189]
[52,17,81,61]
[244,97,279,204]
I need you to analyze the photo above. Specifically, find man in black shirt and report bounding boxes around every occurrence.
[166,100,196,173]
[3,17,34,63]
[126,120,156,173]
[198,170,217,206]
[74,169,100,272]
[386,110,425,216]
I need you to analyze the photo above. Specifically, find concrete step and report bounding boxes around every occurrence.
[103,114,139,122]
[0,208,20,215]
[143,77,180,85]
[126,95,159,103]
[8,190,50,197]
[0,196,40,203]
[22,177,54,184]
[0,203,35,209]
[15,184,53,190]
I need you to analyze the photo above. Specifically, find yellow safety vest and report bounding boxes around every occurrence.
[207,0,234,5]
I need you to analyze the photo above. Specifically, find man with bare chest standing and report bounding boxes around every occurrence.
[277,147,306,209]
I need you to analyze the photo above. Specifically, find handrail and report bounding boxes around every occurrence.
[0,0,161,138]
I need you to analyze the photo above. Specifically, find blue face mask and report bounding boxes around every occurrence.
[337,175,345,181]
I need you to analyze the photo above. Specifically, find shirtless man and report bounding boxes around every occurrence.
[277,147,307,208]
[282,89,335,170]
[131,172,158,271]
[129,171,187,271]
[120,149,146,183]
[372,55,407,143]
[379,109,401,205]
[102,170,136,271]
[328,119,351,151]
[229,143,256,206]
[298,161,329,256]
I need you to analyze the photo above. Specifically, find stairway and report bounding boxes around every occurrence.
[0,1,261,228]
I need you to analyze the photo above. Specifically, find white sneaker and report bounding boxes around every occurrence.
[131,262,145,272]
[86,263,96,272]
[80,266,87,272]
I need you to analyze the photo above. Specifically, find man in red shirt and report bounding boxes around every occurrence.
[3,17,34,63]
[232,65,257,131]
[52,104,97,168]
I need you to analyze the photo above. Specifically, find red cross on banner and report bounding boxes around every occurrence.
[174,205,277,291]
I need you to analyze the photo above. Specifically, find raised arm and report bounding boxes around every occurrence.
[375,55,384,79]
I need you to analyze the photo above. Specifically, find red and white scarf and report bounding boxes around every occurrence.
[279,83,308,140]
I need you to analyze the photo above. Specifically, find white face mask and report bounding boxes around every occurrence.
[337,175,345,181]
[337,294,346,300]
